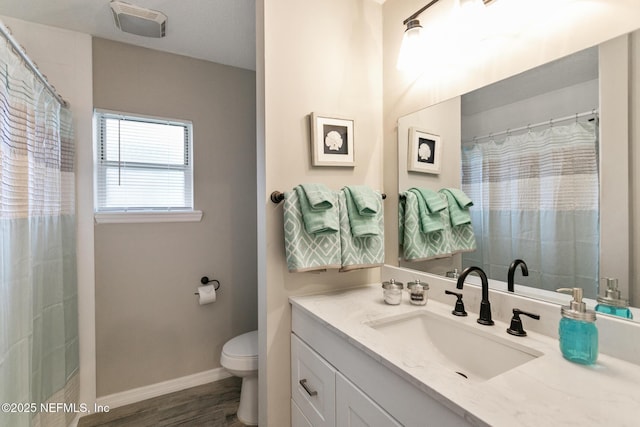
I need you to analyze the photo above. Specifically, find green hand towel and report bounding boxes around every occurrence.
[338,191,384,271]
[295,185,339,235]
[400,191,452,261]
[301,183,335,210]
[284,190,341,272]
[408,188,445,233]
[342,186,381,237]
[411,187,447,213]
[345,185,379,216]
[440,188,473,226]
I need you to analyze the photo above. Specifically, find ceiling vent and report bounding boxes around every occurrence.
[110,1,167,38]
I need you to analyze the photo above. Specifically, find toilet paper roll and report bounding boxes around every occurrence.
[197,285,217,305]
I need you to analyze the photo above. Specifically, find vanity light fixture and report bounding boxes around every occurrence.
[397,0,496,70]
[396,0,439,70]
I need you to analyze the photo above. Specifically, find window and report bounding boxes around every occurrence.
[94,110,201,223]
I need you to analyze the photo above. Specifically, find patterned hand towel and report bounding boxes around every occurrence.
[399,195,406,246]
[439,188,473,226]
[439,189,477,254]
[295,184,339,235]
[283,190,341,272]
[343,186,381,237]
[400,191,452,261]
[408,187,446,233]
[338,189,384,271]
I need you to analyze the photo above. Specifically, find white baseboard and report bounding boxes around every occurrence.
[95,368,231,410]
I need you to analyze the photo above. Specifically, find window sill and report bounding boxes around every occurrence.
[94,210,203,224]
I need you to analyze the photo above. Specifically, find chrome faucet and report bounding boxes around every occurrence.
[456,266,494,326]
[507,259,529,292]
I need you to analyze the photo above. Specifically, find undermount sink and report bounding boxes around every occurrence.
[367,310,543,382]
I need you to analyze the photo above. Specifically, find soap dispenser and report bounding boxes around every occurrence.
[556,288,598,365]
[595,278,633,319]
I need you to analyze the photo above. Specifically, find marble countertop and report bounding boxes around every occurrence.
[290,283,640,427]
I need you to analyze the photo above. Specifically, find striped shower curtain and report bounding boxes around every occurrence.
[461,121,599,298]
[0,30,79,427]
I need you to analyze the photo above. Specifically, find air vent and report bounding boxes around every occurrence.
[110,1,167,38]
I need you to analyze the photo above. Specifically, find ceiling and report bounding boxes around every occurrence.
[0,0,256,70]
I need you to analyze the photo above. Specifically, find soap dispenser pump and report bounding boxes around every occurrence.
[556,288,598,365]
[595,278,633,319]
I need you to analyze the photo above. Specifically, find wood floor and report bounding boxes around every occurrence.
[78,376,247,427]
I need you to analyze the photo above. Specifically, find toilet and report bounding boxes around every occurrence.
[221,330,258,425]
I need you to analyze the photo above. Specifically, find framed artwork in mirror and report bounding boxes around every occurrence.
[310,112,355,167]
[408,127,441,174]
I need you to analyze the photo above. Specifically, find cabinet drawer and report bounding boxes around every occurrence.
[291,334,336,427]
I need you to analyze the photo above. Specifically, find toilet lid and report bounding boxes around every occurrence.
[222,330,258,358]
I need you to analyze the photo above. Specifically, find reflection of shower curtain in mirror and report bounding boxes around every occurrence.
[461,121,599,298]
[0,33,78,426]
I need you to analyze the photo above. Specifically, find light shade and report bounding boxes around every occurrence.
[397,19,427,71]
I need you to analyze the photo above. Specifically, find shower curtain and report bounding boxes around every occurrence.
[461,121,599,298]
[0,31,79,427]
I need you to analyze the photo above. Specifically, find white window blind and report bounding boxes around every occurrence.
[95,110,193,212]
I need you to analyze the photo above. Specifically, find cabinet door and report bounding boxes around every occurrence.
[336,372,402,427]
[291,334,337,427]
[292,399,314,427]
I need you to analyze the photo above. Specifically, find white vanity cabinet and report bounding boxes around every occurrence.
[291,305,473,427]
[291,333,400,427]
[335,372,402,427]
[291,333,336,427]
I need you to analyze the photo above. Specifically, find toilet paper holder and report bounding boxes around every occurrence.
[195,276,221,295]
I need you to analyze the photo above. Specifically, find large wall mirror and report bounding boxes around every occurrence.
[397,30,639,321]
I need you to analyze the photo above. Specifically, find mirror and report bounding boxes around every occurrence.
[397,30,639,321]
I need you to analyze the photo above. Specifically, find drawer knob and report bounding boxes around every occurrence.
[299,379,318,397]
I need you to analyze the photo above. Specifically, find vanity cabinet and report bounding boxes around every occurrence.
[291,306,472,427]
[292,399,314,427]
[291,333,400,427]
[335,372,402,427]
[291,333,336,427]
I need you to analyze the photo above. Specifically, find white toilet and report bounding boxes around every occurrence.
[221,330,258,425]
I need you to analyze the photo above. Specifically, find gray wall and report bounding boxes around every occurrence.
[93,38,257,396]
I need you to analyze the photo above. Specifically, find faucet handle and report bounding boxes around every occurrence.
[507,308,540,337]
[445,290,467,317]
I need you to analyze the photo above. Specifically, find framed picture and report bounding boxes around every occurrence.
[310,113,355,167]
[407,127,442,174]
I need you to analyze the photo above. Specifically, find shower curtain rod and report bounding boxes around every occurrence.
[464,109,598,145]
[0,21,69,108]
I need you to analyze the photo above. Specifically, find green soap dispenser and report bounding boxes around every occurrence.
[556,288,598,365]
[595,278,633,319]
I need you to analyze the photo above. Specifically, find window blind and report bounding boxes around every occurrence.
[95,110,193,212]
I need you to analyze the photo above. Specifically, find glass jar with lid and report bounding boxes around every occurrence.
[407,279,428,306]
[382,279,403,305]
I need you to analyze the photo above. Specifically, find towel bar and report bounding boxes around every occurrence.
[270,190,387,204]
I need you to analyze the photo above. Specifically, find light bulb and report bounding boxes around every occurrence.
[397,19,427,71]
